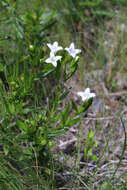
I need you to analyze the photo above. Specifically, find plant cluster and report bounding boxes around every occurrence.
[1,0,126,189]
[0,38,96,160]
[0,1,98,188]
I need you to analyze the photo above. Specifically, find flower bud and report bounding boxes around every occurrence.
[29,45,34,51]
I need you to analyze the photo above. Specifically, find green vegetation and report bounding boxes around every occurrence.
[0,0,127,189]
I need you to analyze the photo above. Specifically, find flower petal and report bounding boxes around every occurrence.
[52,61,57,67]
[89,93,96,98]
[85,88,90,94]
[55,56,62,61]
[75,49,81,54]
[47,43,52,49]
[70,42,75,49]
[77,91,84,96]
[53,41,58,46]
[45,58,51,63]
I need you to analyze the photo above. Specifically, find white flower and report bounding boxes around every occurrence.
[45,52,62,67]
[47,41,63,53]
[65,43,81,58]
[77,88,96,101]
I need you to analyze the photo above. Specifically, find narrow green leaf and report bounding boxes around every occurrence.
[51,113,62,123]
[62,103,70,124]
[16,119,27,132]
[65,117,80,126]
[59,87,71,101]
[72,100,78,112]
[79,98,93,114]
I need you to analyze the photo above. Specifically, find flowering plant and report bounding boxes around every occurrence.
[65,42,81,58]
[47,41,63,53]
[45,52,62,67]
[77,88,96,101]
[0,40,95,164]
